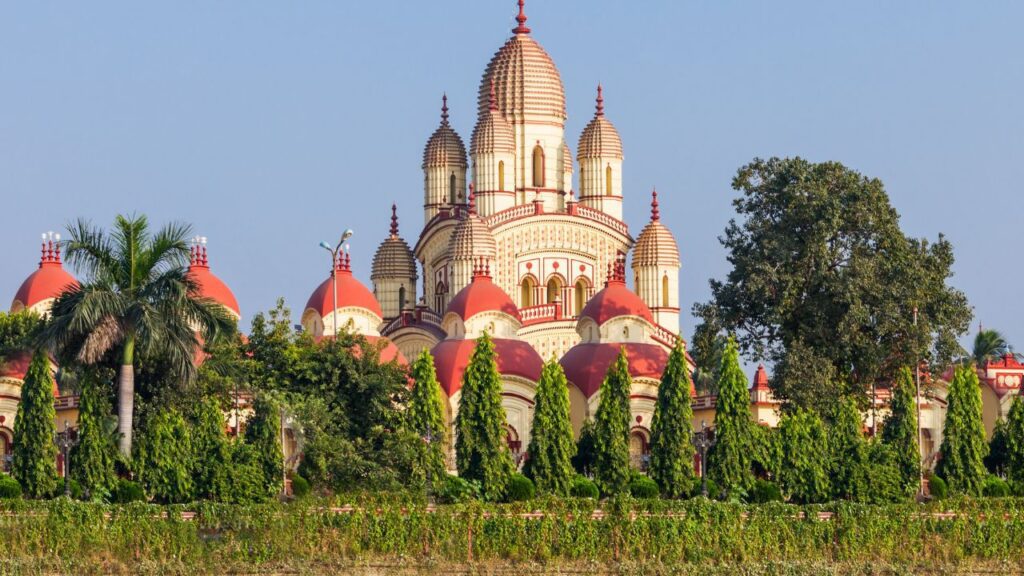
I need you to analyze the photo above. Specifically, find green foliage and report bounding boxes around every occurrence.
[190,397,232,501]
[0,475,22,499]
[592,348,632,496]
[775,409,830,504]
[408,350,447,492]
[881,367,921,496]
[982,474,1010,497]
[690,313,726,395]
[926,473,948,499]
[436,474,480,504]
[569,474,599,499]
[1005,394,1024,484]
[454,333,514,501]
[628,473,660,499]
[986,418,1009,476]
[12,349,58,499]
[750,479,783,503]
[708,338,754,499]
[571,419,597,476]
[135,408,193,503]
[0,310,43,359]
[109,479,145,503]
[937,365,988,495]
[69,368,118,501]
[972,329,1017,366]
[523,359,576,496]
[649,338,696,498]
[244,395,284,499]
[863,441,906,504]
[830,398,869,501]
[225,442,272,504]
[697,157,971,415]
[290,474,310,498]
[505,473,535,502]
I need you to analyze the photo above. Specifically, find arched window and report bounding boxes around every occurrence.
[574,280,587,315]
[498,160,505,191]
[546,277,562,304]
[398,286,407,311]
[449,173,457,204]
[661,275,670,308]
[605,164,613,196]
[532,145,545,187]
[520,277,536,307]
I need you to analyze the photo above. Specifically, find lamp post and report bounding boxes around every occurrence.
[423,420,435,506]
[55,420,76,498]
[694,420,714,498]
[319,229,354,336]
[914,306,924,499]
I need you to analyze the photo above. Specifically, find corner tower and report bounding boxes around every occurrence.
[577,85,624,221]
[632,190,681,332]
[423,95,468,223]
[371,204,418,320]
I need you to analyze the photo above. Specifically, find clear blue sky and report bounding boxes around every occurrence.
[2,1,1021,356]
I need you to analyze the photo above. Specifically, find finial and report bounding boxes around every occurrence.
[189,236,210,267]
[337,250,352,273]
[513,0,530,34]
[390,203,399,238]
[441,93,449,125]
[595,84,604,117]
[39,231,62,264]
[650,188,660,221]
[468,183,476,214]
[489,78,498,112]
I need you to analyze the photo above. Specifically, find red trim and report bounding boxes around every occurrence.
[501,391,535,405]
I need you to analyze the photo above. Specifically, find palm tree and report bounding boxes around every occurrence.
[40,215,235,456]
[972,329,1017,366]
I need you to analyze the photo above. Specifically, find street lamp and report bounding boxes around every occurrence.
[55,419,77,498]
[693,420,714,498]
[914,306,924,499]
[319,229,354,336]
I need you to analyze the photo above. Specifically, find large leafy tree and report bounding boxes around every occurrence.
[708,338,754,499]
[881,367,921,496]
[592,348,633,496]
[695,157,971,415]
[244,394,284,499]
[775,408,830,504]
[70,367,118,500]
[135,408,194,503]
[937,365,988,495]
[454,333,514,501]
[190,397,232,501]
[39,215,235,455]
[649,339,696,498]
[830,398,869,501]
[408,350,448,491]
[1004,394,1024,484]
[12,349,58,498]
[0,311,44,362]
[523,358,576,495]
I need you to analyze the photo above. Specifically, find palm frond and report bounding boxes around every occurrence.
[140,221,193,283]
[63,218,118,284]
[77,315,125,364]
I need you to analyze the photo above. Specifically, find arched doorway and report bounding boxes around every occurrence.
[629,429,650,471]
[546,276,562,304]
[520,276,536,307]
[574,279,588,315]
[503,424,523,466]
[0,429,11,473]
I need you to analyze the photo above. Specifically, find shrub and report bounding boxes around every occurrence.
[927,473,948,500]
[628,473,660,499]
[570,475,599,499]
[505,473,536,502]
[110,479,146,504]
[692,477,720,499]
[1012,480,1024,498]
[982,474,1010,498]
[0,475,22,499]
[290,474,311,498]
[749,479,783,503]
[436,475,480,504]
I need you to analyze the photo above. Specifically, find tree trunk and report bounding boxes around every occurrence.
[117,364,134,456]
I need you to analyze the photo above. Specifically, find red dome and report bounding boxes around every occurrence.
[560,343,670,398]
[431,337,543,397]
[305,268,383,320]
[579,279,653,326]
[188,264,240,317]
[12,255,78,312]
[446,273,520,322]
[364,335,407,366]
[0,351,61,396]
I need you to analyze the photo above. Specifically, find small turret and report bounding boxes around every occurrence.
[423,94,468,223]
[632,189,681,332]
[577,85,624,220]
[371,204,419,320]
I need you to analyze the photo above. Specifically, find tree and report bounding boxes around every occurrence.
[881,367,921,496]
[408,350,448,491]
[830,398,869,501]
[649,339,696,498]
[592,348,633,496]
[690,311,726,395]
[775,408,830,504]
[523,359,576,495]
[244,394,284,499]
[454,333,514,501]
[696,157,971,416]
[972,329,1017,365]
[70,368,118,500]
[40,215,236,456]
[937,365,988,495]
[12,349,58,498]
[572,419,597,476]
[1005,394,1024,484]
[708,338,754,499]
[985,418,1009,477]
[0,311,43,361]
[135,408,193,503]
[190,397,232,501]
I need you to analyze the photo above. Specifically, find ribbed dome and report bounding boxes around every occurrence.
[371,205,418,281]
[447,198,497,263]
[577,85,623,160]
[562,142,573,173]
[477,20,566,124]
[632,190,680,267]
[423,95,468,169]
[471,83,515,155]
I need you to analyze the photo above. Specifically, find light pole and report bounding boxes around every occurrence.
[319,229,354,336]
[694,420,714,498]
[914,306,924,499]
[55,420,76,498]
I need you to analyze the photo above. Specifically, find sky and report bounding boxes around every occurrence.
[1,1,1021,358]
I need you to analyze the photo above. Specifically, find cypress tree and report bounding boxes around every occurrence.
[12,349,58,498]
[708,338,754,499]
[190,397,232,501]
[454,333,514,501]
[70,368,117,500]
[776,408,830,503]
[1005,393,1024,484]
[135,408,194,503]
[986,418,1009,476]
[408,349,448,490]
[649,338,696,498]
[572,419,597,476]
[592,348,632,496]
[244,394,284,499]
[830,397,869,501]
[881,367,921,497]
[523,358,576,495]
[937,365,988,495]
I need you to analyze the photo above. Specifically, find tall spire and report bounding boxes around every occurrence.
[595,84,604,117]
[488,77,498,112]
[650,188,660,222]
[513,0,530,34]
[390,203,399,238]
[441,93,449,125]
